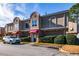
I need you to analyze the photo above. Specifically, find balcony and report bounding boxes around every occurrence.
[20,28,29,32]
[40,26,67,30]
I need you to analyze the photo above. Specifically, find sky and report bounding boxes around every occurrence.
[0,3,74,27]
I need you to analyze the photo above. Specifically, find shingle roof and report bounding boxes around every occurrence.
[41,10,68,17]
[21,18,30,22]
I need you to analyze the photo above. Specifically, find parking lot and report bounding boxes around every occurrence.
[0,42,78,56]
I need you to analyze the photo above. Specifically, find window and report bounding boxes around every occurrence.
[25,23,29,28]
[51,17,56,24]
[32,20,37,26]
[15,24,19,30]
[49,17,56,24]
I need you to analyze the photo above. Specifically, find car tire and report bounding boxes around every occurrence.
[16,42,20,44]
[10,40,13,44]
[18,42,20,44]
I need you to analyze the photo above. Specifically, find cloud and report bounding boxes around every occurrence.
[0,3,40,27]
[0,3,15,27]
[15,4,27,14]
[0,3,28,27]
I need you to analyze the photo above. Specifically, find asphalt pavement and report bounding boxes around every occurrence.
[0,42,78,56]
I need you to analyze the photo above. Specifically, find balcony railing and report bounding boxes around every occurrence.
[40,26,67,30]
[20,29,29,31]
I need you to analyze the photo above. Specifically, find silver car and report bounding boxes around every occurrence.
[3,36,21,44]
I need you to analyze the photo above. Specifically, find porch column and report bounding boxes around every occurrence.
[36,34,39,43]
[30,33,34,42]
[17,34,19,37]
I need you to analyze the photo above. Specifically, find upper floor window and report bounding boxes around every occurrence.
[49,16,56,24]
[52,18,56,24]
[25,23,29,28]
[15,23,19,30]
[32,20,37,26]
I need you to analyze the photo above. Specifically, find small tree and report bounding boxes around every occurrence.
[69,3,79,22]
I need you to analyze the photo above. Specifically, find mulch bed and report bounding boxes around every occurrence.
[60,45,79,54]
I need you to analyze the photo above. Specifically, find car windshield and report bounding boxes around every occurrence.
[10,37,16,38]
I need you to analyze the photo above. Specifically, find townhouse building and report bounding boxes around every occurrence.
[4,10,68,42]
[4,10,79,42]
[5,17,29,37]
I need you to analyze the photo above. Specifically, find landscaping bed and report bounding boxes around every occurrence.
[33,43,64,49]
[59,45,79,54]
[21,34,79,54]
[34,43,79,54]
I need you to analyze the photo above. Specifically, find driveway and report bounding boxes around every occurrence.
[0,42,78,56]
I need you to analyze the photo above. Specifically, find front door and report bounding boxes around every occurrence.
[31,33,36,42]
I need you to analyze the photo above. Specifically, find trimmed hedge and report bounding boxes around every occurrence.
[21,36,30,42]
[54,35,66,44]
[19,34,79,45]
[66,34,77,45]
[0,37,2,40]
[40,35,56,43]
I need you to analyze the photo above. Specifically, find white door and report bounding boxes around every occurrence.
[31,34,36,42]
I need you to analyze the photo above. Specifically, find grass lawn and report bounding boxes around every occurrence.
[21,42,31,44]
[0,40,2,42]
[0,37,2,42]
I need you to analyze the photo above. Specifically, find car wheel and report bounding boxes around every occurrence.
[10,40,13,44]
[16,42,20,44]
[18,42,20,44]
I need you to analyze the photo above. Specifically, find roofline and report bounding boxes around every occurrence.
[0,27,5,28]
[5,10,69,27]
[6,23,13,25]
[41,10,69,17]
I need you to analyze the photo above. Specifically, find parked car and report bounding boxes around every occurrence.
[3,36,21,44]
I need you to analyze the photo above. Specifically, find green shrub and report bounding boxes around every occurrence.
[54,35,66,44]
[40,35,56,43]
[66,34,77,45]
[75,38,79,45]
[21,36,30,42]
[0,37,2,40]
